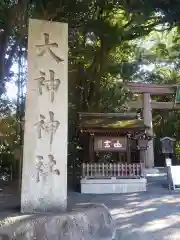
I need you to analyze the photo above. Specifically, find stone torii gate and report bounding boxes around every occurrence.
[125,83,180,168]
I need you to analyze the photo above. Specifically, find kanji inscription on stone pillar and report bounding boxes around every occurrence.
[34,154,60,183]
[34,70,61,103]
[21,19,68,213]
[35,33,64,63]
[35,111,60,145]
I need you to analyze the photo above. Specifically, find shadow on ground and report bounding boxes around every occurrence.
[1,176,180,239]
[68,177,180,240]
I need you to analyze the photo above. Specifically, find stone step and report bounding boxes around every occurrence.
[143,167,167,177]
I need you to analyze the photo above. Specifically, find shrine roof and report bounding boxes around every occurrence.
[78,112,149,132]
[78,112,139,119]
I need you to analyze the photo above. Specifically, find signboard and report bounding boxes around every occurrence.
[94,137,127,152]
[168,166,180,189]
[160,137,175,154]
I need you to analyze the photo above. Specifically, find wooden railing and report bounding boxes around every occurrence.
[82,163,143,179]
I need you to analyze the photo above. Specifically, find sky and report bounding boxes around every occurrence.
[6,81,17,100]
[6,63,26,100]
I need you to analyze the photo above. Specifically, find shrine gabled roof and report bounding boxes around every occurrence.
[78,112,149,131]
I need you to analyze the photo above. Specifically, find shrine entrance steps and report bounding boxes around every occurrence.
[143,167,167,177]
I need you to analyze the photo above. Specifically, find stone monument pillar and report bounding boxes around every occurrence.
[21,19,68,213]
[143,93,154,168]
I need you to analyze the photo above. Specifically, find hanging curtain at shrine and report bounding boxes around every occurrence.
[175,86,180,103]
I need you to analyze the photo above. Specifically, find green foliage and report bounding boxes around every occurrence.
[1,0,180,173]
[133,24,180,157]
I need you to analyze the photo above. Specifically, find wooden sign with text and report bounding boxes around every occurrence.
[94,137,127,152]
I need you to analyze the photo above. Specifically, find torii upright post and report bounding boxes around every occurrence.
[142,93,154,168]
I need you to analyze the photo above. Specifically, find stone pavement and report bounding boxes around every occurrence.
[68,177,180,240]
[1,177,180,239]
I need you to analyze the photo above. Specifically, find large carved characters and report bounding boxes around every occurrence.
[35,33,64,63]
[21,19,68,213]
[35,154,60,183]
[35,111,60,145]
[34,33,63,183]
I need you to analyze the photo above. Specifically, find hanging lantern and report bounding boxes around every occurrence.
[160,137,175,154]
[137,139,149,150]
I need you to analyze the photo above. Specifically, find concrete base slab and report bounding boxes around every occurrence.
[81,178,147,194]
[143,167,167,177]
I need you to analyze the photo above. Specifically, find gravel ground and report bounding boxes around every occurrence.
[1,176,180,239]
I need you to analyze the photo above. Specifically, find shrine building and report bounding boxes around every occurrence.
[78,112,152,194]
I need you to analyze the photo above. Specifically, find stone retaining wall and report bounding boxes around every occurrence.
[0,204,115,240]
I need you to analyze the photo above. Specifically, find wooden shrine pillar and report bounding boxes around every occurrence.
[127,138,131,164]
[89,134,94,162]
[143,93,154,168]
[139,144,145,164]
